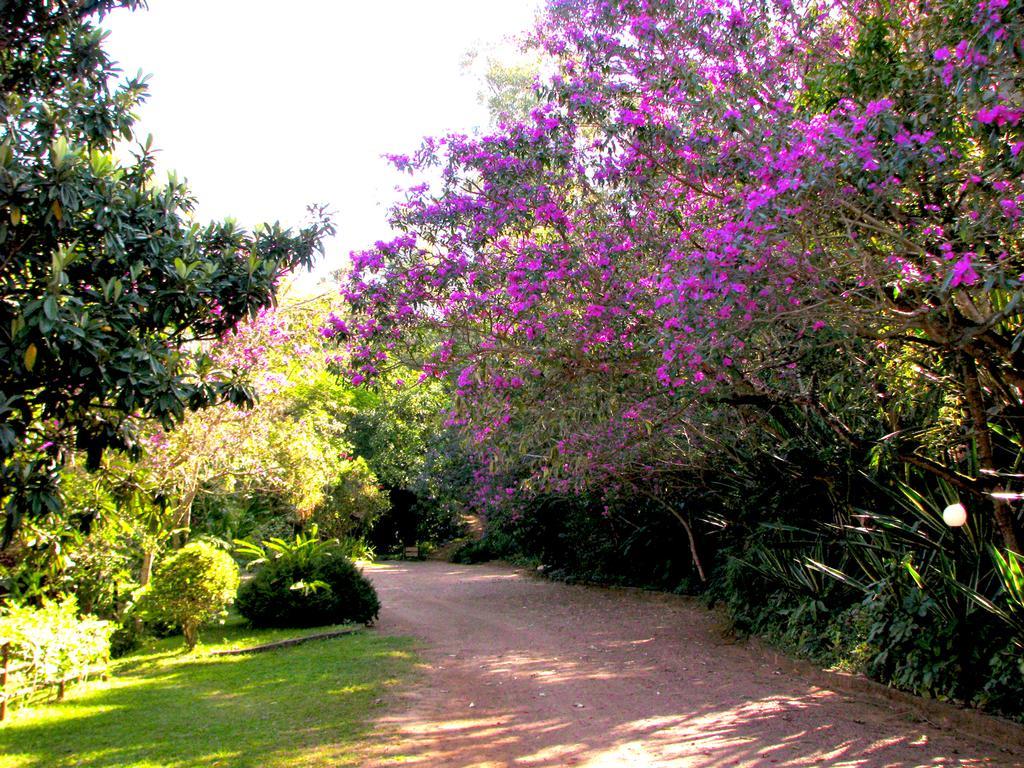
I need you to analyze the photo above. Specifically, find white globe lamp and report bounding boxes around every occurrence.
[942,503,967,528]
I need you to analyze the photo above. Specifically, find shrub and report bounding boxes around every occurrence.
[108,621,144,659]
[449,535,511,564]
[235,535,379,628]
[137,542,239,650]
[0,596,113,708]
[335,536,376,561]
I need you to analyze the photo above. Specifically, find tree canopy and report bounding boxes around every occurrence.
[337,0,1024,552]
[0,1,332,541]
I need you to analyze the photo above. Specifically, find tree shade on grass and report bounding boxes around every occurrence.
[0,619,416,768]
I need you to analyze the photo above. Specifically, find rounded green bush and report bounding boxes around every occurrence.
[138,541,240,649]
[235,545,380,628]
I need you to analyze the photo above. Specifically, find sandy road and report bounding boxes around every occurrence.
[360,560,1021,767]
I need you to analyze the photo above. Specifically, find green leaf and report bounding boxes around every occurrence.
[903,558,924,589]
[50,136,69,169]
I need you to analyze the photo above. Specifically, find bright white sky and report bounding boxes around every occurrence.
[102,0,541,284]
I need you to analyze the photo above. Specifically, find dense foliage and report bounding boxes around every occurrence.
[336,0,1024,716]
[3,0,1023,725]
[0,595,112,709]
[235,532,380,628]
[342,0,1022,544]
[335,368,468,549]
[136,541,239,649]
[130,295,368,571]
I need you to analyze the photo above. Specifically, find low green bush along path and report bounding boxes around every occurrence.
[0,618,416,768]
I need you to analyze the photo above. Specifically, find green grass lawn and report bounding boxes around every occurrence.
[0,619,416,768]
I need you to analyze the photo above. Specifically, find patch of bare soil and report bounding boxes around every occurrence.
[359,560,1022,767]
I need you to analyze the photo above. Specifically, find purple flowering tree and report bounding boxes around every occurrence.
[337,0,1023,553]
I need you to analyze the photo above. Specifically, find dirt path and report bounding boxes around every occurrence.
[361,560,1021,767]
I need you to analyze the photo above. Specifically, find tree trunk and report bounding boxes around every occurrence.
[138,548,155,587]
[960,354,1022,554]
[630,483,707,583]
[666,503,707,584]
[171,485,198,549]
[182,621,198,651]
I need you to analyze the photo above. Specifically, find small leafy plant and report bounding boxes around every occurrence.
[234,529,379,628]
[0,596,113,711]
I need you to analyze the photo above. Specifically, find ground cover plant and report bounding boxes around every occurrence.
[0,617,415,768]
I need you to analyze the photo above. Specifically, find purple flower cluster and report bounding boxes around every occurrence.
[329,0,1024,508]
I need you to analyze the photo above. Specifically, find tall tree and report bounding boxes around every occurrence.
[0,1,332,542]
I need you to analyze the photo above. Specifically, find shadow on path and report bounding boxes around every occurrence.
[363,561,1021,768]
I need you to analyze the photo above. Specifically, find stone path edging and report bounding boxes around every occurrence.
[208,627,360,657]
